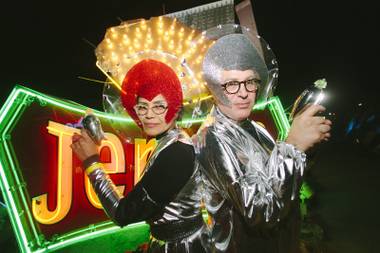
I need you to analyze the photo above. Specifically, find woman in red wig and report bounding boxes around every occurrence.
[71,59,209,252]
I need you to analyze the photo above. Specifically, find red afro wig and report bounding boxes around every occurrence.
[121,59,183,126]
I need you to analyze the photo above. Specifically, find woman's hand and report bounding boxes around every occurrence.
[286,104,332,152]
[70,128,99,162]
[192,126,208,153]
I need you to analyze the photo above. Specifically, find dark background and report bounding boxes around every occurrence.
[1,0,379,252]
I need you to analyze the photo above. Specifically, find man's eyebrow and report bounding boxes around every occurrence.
[224,76,256,82]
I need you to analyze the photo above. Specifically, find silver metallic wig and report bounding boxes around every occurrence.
[201,24,279,105]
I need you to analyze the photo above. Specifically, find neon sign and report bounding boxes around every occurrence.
[0,85,289,252]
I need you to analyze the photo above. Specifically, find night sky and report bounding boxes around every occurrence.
[1,0,378,112]
[1,0,379,252]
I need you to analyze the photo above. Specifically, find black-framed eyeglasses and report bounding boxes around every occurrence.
[221,78,261,94]
[134,104,168,116]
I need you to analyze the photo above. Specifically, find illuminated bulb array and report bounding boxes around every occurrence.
[95,16,214,104]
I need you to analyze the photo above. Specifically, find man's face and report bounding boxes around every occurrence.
[216,69,259,122]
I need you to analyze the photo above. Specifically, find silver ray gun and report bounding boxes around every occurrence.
[82,111,105,145]
[289,78,327,121]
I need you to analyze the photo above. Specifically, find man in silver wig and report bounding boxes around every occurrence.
[197,27,332,252]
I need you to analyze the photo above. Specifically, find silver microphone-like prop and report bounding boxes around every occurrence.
[289,78,327,121]
[82,111,105,145]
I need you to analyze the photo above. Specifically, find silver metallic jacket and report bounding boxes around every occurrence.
[87,128,210,253]
[196,107,306,253]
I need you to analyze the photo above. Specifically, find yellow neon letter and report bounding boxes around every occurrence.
[134,138,157,185]
[32,121,78,225]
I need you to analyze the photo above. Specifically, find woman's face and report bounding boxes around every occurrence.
[134,94,176,137]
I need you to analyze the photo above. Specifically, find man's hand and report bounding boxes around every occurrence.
[70,129,99,162]
[286,104,332,152]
